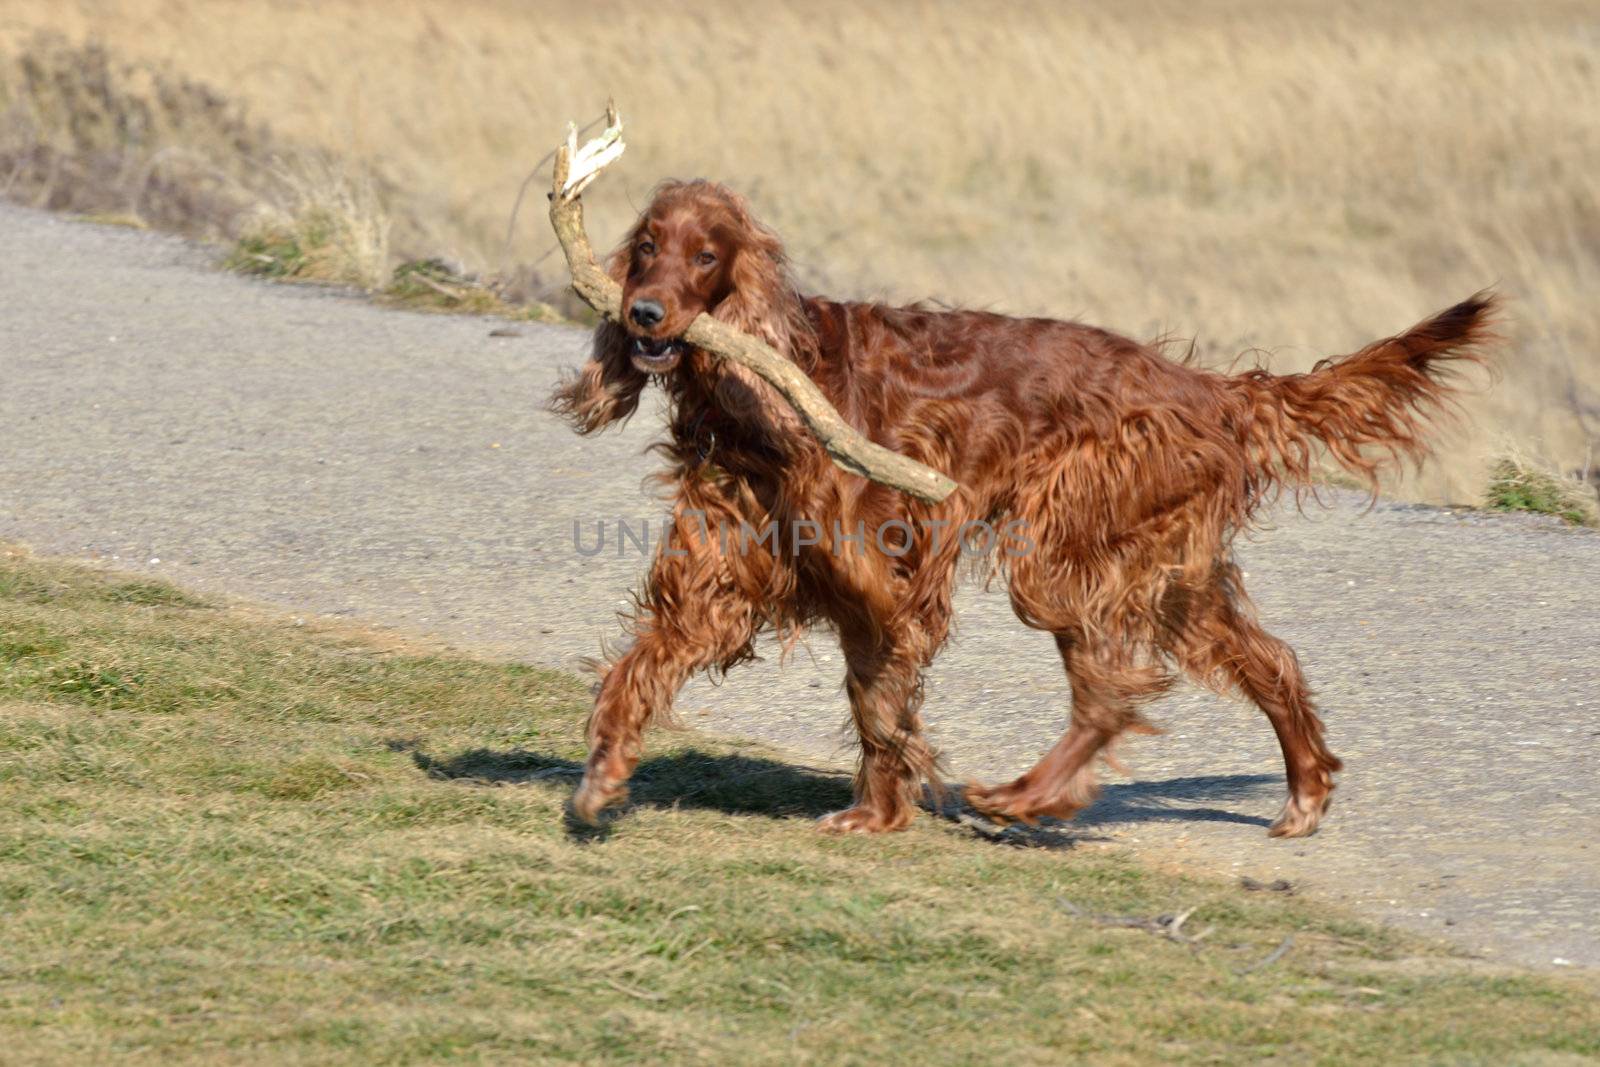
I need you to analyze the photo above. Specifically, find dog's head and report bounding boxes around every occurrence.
[549,180,814,436]
[616,180,800,375]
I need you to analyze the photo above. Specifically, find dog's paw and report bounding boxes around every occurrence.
[1267,791,1330,838]
[816,804,913,834]
[963,781,1024,826]
[965,779,1085,827]
[570,772,628,826]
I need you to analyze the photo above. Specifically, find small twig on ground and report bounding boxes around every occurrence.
[601,977,665,1002]
[674,937,715,964]
[1236,935,1296,975]
[942,805,1084,849]
[950,808,1014,840]
[1166,907,1198,940]
[410,271,467,301]
[1056,897,1213,946]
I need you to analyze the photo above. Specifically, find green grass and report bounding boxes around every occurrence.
[225,239,566,323]
[1484,451,1600,527]
[224,197,384,290]
[225,224,318,280]
[1,545,1596,1064]
[381,258,562,322]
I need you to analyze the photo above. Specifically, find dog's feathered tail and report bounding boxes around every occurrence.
[1228,292,1498,496]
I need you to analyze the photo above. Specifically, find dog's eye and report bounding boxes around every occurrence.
[638,240,656,256]
[695,251,717,267]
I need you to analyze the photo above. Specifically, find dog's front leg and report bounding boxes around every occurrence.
[571,632,700,824]
[571,504,766,825]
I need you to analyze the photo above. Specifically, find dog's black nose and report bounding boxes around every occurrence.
[629,299,665,328]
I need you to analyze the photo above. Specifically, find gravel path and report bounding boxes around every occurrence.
[3,203,1597,972]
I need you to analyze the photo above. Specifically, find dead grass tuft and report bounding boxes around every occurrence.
[1485,446,1600,526]
[382,257,562,321]
[0,35,275,238]
[227,157,390,289]
[0,35,562,310]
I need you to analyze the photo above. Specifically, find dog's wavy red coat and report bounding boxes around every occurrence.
[551,179,1494,836]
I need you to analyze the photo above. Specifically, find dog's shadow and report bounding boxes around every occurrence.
[1088,774,1278,829]
[411,746,852,834]
[410,744,1276,847]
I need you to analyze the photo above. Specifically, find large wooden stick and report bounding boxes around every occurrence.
[548,106,960,505]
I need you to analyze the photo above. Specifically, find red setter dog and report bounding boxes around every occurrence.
[552,179,1493,838]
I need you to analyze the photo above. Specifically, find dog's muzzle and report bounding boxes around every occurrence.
[631,335,686,373]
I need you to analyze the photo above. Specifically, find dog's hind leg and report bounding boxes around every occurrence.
[1164,564,1342,838]
[966,634,1173,825]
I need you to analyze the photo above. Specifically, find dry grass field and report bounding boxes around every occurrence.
[3,0,1598,505]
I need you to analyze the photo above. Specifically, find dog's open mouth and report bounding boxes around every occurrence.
[631,335,686,373]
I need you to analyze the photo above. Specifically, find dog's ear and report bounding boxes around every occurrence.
[700,202,819,442]
[548,240,648,433]
[714,237,787,346]
[707,193,817,370]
